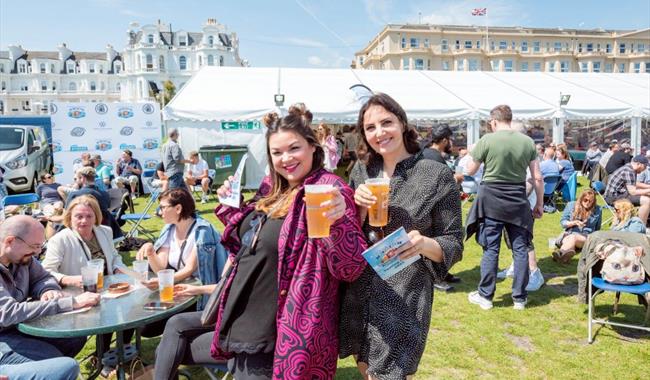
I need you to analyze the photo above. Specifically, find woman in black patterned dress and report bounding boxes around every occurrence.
[339,93,463,379]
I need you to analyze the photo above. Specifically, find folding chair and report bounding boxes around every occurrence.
[542,175,562,212]
[120,188,160,240]
[191,169,216,202]
[141,169,156,194]
[587,267,650,343]
[591,181,616,226]
[2,193,41,218]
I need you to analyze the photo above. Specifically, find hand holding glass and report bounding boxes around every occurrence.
[304,184,334,238]
[365,178,390,227]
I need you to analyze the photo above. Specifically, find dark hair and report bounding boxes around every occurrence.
[490,104,513,123]
[123,149,133,157]
[160,188,195,221]
[430,124,453,144]
[257,103,324,218]
[356,93,420,164]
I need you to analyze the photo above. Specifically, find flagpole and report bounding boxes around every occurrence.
[485,9,489,54]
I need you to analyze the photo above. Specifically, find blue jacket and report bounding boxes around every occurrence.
[560,201,602,234]
[611,217,647,234]
[153,216,227,310]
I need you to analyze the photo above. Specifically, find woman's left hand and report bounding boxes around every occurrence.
[142,277,159,290]
[392,230,428,260]
[321,187,347,223]
[173,284,201,297]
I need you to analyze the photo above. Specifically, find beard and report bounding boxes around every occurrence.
[444,142,453,155]
[19,255,33,266]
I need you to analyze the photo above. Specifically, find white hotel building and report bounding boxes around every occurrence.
[0,19,246,115]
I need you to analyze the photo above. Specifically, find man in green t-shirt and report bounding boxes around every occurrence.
[464,105,544,311]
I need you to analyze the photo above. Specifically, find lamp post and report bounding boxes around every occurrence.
[554,93,570,144]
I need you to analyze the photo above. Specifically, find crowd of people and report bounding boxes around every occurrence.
[1,95,649,380]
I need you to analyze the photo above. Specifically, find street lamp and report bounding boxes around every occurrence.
[274,94,285,107]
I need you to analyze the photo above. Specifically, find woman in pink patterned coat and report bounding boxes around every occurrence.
[211,103,367,379]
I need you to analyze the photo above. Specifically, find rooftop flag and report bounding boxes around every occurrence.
[472,8,487,16]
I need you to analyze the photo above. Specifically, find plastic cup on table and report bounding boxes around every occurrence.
[81,265,98,293]
[88,258,105,289]
[157,269,175,303]
[133,260,149,283]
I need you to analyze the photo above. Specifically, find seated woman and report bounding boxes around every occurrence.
[611,198,647,234]
[36,173,64,215]
[553,189,602,264]
[136,188,226,335]
[556,145,575,188]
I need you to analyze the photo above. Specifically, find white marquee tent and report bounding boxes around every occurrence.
[163,67,650,188]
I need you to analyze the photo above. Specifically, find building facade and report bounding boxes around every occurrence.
[0,19,246,115]
[354,24,650,74]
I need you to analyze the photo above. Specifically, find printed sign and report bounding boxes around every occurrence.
[221,121,261,130]
[217,154,248,208]
[362,227,421,280]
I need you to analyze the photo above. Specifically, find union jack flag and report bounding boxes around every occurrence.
[472,8,487,16]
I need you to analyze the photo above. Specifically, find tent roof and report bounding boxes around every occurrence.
[163,67,650,122]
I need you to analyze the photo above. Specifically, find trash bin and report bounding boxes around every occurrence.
[198,145,248,187]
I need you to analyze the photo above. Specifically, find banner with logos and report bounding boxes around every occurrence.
[50,102,161,186]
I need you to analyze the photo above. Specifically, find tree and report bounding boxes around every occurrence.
[156,80,176,108]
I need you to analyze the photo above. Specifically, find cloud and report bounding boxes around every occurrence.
[416,0,529,27]
[307,56,324,66]
[306,52,349,68]
[363,0,393,25]
[286,37,328,48]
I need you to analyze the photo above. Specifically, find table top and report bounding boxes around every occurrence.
[18,274,199,338]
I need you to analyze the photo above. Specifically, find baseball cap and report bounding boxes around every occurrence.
[589,142,598,147]
[632,154,649,166]
[620,142,631,150]
[90,154,102,161]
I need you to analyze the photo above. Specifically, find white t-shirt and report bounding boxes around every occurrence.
[187,159,208,178]
[163,224,198,276]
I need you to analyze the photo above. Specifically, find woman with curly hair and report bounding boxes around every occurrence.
[553,189,602,264]
[611,198,647,234]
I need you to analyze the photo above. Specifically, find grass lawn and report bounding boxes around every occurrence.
[77,176,649,379]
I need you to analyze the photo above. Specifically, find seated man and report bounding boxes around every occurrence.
[184,151,211,204]
[115,150,142,198]
[582,142,602,176]
[605,142,633,174]
[0,216,100,379]
[90,154,112,190]
[57,152,92,201]
[604,155,650,224]
[540,147,560,178]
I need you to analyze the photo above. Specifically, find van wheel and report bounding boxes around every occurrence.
[30,173,38,193]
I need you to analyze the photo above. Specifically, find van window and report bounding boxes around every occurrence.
[0,128,25,151]
[27,131,35,148]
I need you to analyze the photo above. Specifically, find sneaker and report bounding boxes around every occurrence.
[526,268,545,292]
[497,264,515,279]
[100,364,116,378]
[433,281,454,292]
[201,195,208,204]
[131,193,137,200]
[468,291,493,310]
[513,298,528,310]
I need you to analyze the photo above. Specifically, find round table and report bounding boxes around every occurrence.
[18,274,199,379]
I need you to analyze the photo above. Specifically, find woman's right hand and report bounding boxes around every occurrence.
[216,176,235,199]
[61,275,83,288]
[135,242,154,261]
[353,184,376,208]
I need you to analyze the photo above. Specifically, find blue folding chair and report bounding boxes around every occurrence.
[561,171,577,202]
[588,267,650,343]
[542,175,562,212]
[2,193,41,218]
[121,188,160,240]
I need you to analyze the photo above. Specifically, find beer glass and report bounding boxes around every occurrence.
[88,258,105,289]
[157,269,175,303]
[365,178,390,227]
[133,260,149,282]
[304,184,334,238]
[81,265,98,293]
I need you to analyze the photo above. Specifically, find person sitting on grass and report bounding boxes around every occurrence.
[552,189,602,264]
[611,198,647,234]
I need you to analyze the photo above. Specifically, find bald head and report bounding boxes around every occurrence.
[0,215,42,240]
[0,216,44,265]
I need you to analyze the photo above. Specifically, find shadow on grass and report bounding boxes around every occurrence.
[335,367,364,380]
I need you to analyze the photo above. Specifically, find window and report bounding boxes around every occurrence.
[645,63,650,73]
[18,62,26,73]
[581,62,588,72]
[465,40,472,49]
[631,43,635,53]
[146,54,153,70]
[618,63,625,72]
[441,39,448,52]
[546,42,550,52]
[410,38,418,48]
[100,82,105,90]
[606,43,612,53]
[147,34,154,44]
[455,40,460,50]
[490,60,499,71]
[504,60,513,72]
[586,43,593,52]
[456,59,464,71]
[554,42,562,52]
[521,62,529,72]
[116,82,121,91]
[219,56,224,66]
[578,43,583,53]
[499,41,507,50]
[414,58,424,70]
[619,43,626,53]
[597,43,601,52]
[208,36,214,46]
[533,62,541,72]
[476,40,481,49]
[98,65,103,73]
[548,62,555,72]
[207,55,214,66]
[511,41,516,50]
[40,63,46,73]
[179,56,187,70]
[89,63,95,73]
[402,57,409,70]
[1,81,5,90]
[424,39,429,48]
[0,63,3,73]
[401,37,406,49]
[20,83,28,91]
[69,82,76,91]
[490,41,495,51]
[634,62,641,73]
[50,64,55,73]
[52,81,56,90]
[442,61,450,71]
[468,59,479,71]
[560,61,569,72]
[533,41,540,52]
[90,81,96,91]
[605,63,613,72]
[41,81,47,91]
[115,62,122,73]
[179,35,187,46]
[638,43,645,53]
[521,41,528,52]
[198,56,203,67]
[593,61,601,73]
[67,61,75,73]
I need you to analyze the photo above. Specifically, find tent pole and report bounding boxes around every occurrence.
[630,117,641,153]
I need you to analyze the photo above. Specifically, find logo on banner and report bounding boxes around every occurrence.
[70,127,86,137]
[95,139,112,151]
[67,107,86,119]
[97,121,107,129]
[50,104,58,114]
[52,140,62,153]
[120,143,136,150]
[73,158,82,166]
[53,164,64,175]
[119,126,134,136]
[144,159,158,169]
[117,107,134,119]
[95,103,108,114]
[70,145,89,152]
[142,104,155,114]
[142,139,159,150]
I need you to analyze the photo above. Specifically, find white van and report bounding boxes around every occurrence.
[0,125,52,193]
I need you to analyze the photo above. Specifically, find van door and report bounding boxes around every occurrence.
[26,130,42,182]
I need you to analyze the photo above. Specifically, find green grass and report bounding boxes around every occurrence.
[78,178,650,379]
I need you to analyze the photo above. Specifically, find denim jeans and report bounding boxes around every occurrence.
[478,217,530,302]
[168,172,185,190]
[0,356,79,380]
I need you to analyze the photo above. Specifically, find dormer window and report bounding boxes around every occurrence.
[179,35,187,46]
[114,62,122,73]
[40,63,46,73]
[208,36,214,47]
[67,61,75,74]
[18,61,27,73]
[148,34,154,44]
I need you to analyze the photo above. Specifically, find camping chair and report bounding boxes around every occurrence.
[141,169,156,195]
[190,169,216,202]
[561,172,578,203]
[587,267,650,343]
[2,193,40,218]
[591,181,616,226]
[108,187,131,226]
[542,175,562,212]
[461,175,479,205]
[120,188,160,240]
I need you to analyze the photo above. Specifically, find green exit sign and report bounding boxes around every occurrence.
[221,121,261,130]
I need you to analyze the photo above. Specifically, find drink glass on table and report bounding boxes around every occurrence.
[365,178,390,227]
[304,184,334,238]
[81,265,98,293]
[88,258,105,289]
[157,269,175,303]
[133,260,149,282]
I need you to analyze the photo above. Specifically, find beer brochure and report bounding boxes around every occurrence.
[362,227,421,280]
[217,153,248,208]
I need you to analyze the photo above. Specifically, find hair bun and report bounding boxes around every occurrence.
[263,112,280,128]
[288,103,313,125]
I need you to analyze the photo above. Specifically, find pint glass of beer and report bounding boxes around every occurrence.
[88,259,105,289]
[157,269,175,303]
[81,265,98,293]
[304,184,334,238]
[365,178,390,227]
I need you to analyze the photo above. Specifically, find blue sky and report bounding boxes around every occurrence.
[1,0,649,68]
